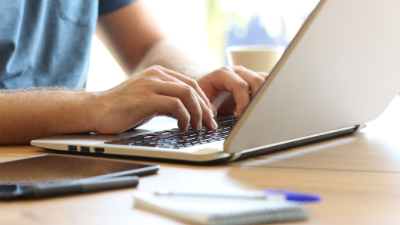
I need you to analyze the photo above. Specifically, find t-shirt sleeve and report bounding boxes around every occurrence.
[99,0,138,15]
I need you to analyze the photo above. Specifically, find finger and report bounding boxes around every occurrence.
[211,104,217,118]
[149,95,191,132]
[154,81,216,131]
[151,69,216,130]
[232,66,265,98]
[257,72,269,79]
[155,66,213,110]
[211,67,251,118]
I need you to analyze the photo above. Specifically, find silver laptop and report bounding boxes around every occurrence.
[31,0,400,163]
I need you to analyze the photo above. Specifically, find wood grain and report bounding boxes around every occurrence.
[1,97,400,225]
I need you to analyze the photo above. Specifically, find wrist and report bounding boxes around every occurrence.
[79,91,106,133]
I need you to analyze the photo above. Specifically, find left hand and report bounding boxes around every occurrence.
[197,66,268,118]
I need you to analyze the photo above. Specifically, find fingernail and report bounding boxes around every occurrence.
[210,109,216,118]
[197,121,202,131]
[212,119,218,130]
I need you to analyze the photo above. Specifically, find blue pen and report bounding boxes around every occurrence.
[154,189,321,203]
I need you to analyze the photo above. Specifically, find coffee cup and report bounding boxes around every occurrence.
[226,45,285,73]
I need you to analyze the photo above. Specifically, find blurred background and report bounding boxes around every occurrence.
[86,0,320,92]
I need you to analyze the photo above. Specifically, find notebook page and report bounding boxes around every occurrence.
[134,192,308,225]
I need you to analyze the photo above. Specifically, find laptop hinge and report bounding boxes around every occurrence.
[227,152,242,162]
[354,124,366,132]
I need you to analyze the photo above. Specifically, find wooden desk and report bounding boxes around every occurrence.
[2,97,400,225]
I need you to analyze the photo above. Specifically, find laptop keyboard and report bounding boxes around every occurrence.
[104,118,238,149]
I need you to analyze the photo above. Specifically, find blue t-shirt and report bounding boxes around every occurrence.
[0,0,136,89]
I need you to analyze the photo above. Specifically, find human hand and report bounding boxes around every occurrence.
[91,66,217,134]
[197,66,268,117]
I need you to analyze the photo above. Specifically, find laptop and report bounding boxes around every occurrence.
[31,0,400,163]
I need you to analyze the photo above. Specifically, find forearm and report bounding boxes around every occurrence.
[133,40,209,80]
[96,2,209,80]
[0,91,98,145]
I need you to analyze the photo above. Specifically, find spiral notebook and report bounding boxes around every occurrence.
[134,192,308,225]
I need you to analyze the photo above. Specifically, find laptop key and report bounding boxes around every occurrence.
[105,117,238,147]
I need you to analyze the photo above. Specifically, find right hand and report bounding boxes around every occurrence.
[91,66,217,134]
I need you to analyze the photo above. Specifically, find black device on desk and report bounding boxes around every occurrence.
[0,155,159,200]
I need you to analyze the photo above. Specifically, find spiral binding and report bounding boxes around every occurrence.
[207,205,308,225]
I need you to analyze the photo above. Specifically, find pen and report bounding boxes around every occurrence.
[0,176,139,200]
[263,190,321,202]
[154,189,321,203]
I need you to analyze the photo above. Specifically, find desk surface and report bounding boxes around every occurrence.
[2,97,400,225]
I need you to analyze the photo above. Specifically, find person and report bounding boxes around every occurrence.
[0,0,267,145]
